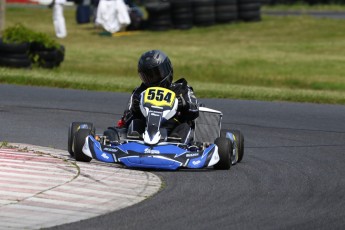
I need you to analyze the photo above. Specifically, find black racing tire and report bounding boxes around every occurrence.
[238,2,261,11]
[68,122,94,157]
[222,129,244,163]
[216,5,238,12]
[172,12,193,20]
[171,0,192,13]
[38,60,58,69]
[149,13,171,21]
[32,44,65,68]
[238,0,260,3]
[0,52,29,59]
[216,12,238,22]
[145,2,170,13]
[30,42,56,52]
[214,137,232,170]
[35,50,59,62]
[0,39,30,54]
[74,129,93,162]
[175,23,193,30]
[0,56,31,68]
[171,1,193,29]
[193,0,215,26]
[147,4,172,31]
[220,129,236,164]
[37,60,60,69]
[193,0,215,7]
[216,0,237,4]
[194,7,215,15]
[149,18,172,26]
[239,10,261,21]
[194,14,216,26]
[56,45,65,62]
[148,21,173,31]
[215,4,238,23]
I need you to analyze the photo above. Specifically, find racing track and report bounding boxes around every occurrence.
[1,84,345,230]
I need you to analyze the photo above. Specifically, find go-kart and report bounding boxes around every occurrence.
[68,87,244,170]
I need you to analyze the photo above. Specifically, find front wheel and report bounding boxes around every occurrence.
[73,128,93,162]
[68,122,94,157]
[214,137,232,170]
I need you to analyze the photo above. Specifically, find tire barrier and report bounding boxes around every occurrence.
[171,0,194,30]
[0,39,31,68]
[30,42,65,69]
[238,0,261,21]
[145,2,173,31]
[143,0,261,31]
[193,0,216,27]
[215,0,238,23]
[0,38,65,69]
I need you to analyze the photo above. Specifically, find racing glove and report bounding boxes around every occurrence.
[117,119,125,128]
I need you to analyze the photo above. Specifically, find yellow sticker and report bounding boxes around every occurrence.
[143,87,176,107]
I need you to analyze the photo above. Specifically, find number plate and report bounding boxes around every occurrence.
[143,87,176,107]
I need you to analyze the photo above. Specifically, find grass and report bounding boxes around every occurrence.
[1,5,345,104]
[0,141,10,148]
[263,3,345,11]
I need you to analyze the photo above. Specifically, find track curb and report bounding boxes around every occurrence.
[0,143,162,230]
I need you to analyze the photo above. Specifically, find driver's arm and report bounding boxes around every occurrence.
[118,85,146,127]
[177,86,199,121]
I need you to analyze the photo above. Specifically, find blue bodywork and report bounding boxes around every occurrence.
[85,135,217,170]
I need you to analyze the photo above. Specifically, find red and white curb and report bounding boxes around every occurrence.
[0,143,162,230]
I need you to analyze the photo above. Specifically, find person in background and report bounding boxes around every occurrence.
[124,0,144,31]
[50,0,67,38]
[91,0,100,23]
[95,0,131,35]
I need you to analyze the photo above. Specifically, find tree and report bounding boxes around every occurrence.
[0,0,5,36]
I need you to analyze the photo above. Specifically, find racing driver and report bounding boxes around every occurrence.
[106,49,199,143]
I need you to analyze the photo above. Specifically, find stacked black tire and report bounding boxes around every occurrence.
[0,39,31,68]
[171,0,194,30]
[215,0,238,23]
[238,0,261,21]
[193,0,216,27]
[30,42,65,69]
[143,0,261,31]
[0,39,65,69]
[145,2,172,31]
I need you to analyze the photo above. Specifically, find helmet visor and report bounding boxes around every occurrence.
[139,63,172,86]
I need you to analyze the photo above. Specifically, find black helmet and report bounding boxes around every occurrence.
[138,50,173,87]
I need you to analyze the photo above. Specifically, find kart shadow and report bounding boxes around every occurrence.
[126,167,215,173]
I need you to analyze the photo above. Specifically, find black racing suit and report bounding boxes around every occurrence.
[119,78,199,143]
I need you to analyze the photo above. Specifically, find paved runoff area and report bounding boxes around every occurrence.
[0,143,162,230]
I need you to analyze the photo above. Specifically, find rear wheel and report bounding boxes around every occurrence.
[221,129,244,163]
[230,130,244,163]
[214,137,232,170]
[73,129,92,162]
[68,122,94,157]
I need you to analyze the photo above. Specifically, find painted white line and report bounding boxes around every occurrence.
[0,143,162,230]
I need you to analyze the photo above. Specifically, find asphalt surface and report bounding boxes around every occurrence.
[1,84,345,230]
